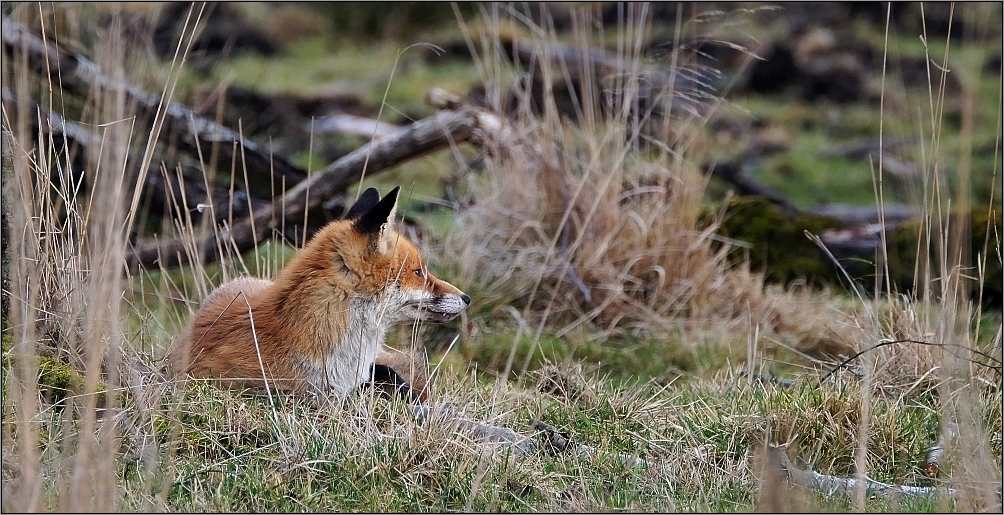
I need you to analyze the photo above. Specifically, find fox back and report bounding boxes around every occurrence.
[168,187,470,398]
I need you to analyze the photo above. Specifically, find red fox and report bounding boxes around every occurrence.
[167,187,470,402]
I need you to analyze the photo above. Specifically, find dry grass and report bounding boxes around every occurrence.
[439,3,862,382]
[1,3,213,510]
[1,2,1000,512]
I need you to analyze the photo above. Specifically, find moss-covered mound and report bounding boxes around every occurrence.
[1,319,104,406]
[710,197,845,288]
[885,207,1003,309]
[710,197,1003,309]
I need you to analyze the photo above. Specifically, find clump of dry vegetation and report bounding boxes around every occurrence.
[440,4,862,381]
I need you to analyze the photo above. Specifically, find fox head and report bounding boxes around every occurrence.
[279,186,470,325]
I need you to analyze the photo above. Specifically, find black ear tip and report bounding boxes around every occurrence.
[344,187,382,220]
[353,185,400,236]
[377,186,400,211]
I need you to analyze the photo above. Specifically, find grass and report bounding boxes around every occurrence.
[79,368,988,512]
[709,18,1003,210]
[204,35,484,119]
[2,2,1001,513]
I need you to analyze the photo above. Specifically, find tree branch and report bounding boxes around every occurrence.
[2,16,307,199]
[1,89,270,227]
[760,445,959,500]
[125,107,481,273]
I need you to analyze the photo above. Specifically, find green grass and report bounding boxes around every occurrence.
[453,326,745,385]
[54,363,981,512]
[716,92,1001,210]
[710,21,1003,211]
[207,36,482,119]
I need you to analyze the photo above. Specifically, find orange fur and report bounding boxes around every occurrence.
[166,187,469,401]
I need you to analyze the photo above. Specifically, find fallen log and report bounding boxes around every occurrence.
[1,90,270,227]
[125,107,481,273]
[759,444,959,501]
[311,113,401,140]
[2,16,307,200]
[705,160,801,215]
[817,136,915,160]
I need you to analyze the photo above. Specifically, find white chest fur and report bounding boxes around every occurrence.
[302,297,390,396]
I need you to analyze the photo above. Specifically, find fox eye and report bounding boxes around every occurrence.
[414,268,425,279]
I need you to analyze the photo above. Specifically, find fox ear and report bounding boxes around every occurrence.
[344,187,382,220]
[353,186,399,251]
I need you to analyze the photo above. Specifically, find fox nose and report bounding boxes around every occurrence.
[460,294,471,305]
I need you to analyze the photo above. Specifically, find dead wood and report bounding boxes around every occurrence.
[125,107,481,273]
[2,16,307,200]
[704,158,925,258]
[312,114,401,140]
[1,90,270,227]
[760,444,959,501]
[818,135,915,160]
[810,203,919,225]
[923,422,958,478]
[705,160,801,215]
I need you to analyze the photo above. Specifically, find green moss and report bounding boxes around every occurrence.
[1,330,108,406]
[707,198,1003,309]
[709,196,845,288]
[35,354,118,407]
[36,355,87,404]
[886,207,1003,309]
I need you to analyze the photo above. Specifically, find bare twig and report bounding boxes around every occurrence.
[748,337,1002,388]
[705,160,802,215]
[818,135,915,160]
[819,338,1003,383]
[311,114,401,140]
